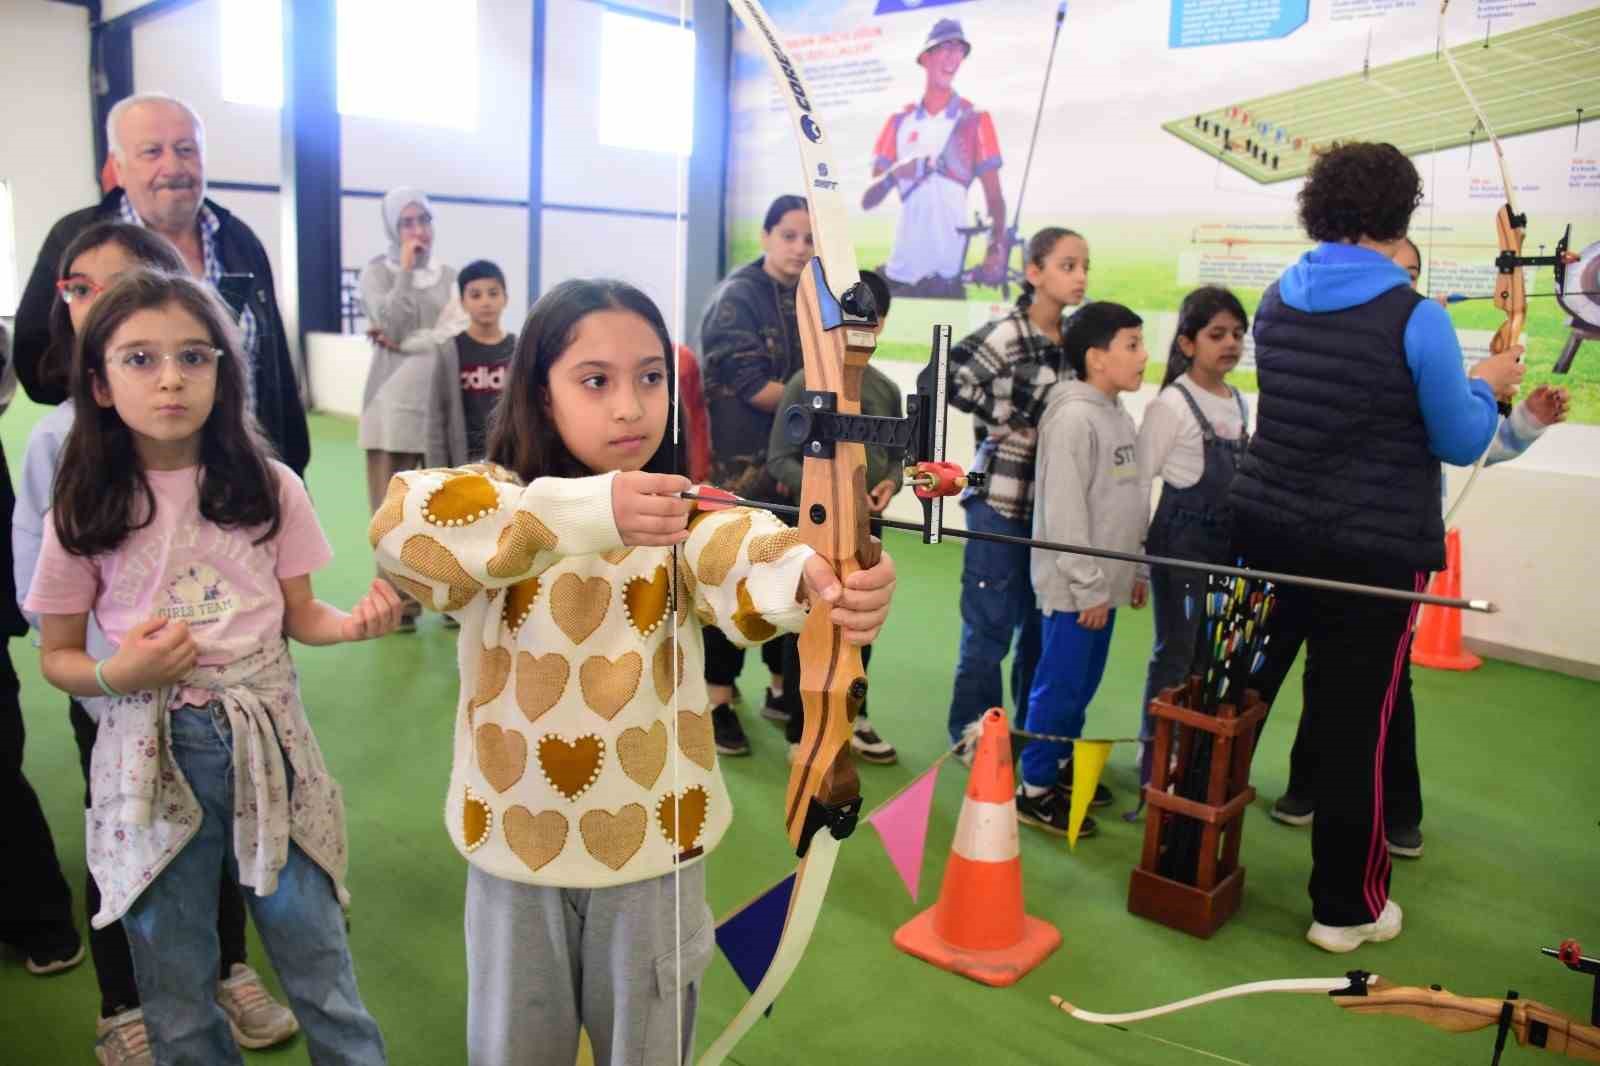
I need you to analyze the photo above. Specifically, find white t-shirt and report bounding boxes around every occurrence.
[1137,375,1251,491]
[884,108,967,283]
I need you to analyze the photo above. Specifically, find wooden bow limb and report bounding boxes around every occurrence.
[695,1,878,1060]
[1332,980,1600,1062]
[1051,976,1359,1025]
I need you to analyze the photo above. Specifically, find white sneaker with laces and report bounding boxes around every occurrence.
[96,1007,153,1066]
[217,963,300,1049]
[1306,899,1402,953]
[849,717,897,764]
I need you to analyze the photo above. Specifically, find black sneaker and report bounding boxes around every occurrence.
[1053,764,1113,809]
[24,926,85,976]
[1270,793,1315,826]
[759,688,791,725]
[711,704,750,756]
[1386,824,1424,859]
[1016,789,1097,837]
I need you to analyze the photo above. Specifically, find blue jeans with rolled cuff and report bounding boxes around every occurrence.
[121,703,386,1066]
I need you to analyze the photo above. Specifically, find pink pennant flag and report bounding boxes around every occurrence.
[867,762,943,902]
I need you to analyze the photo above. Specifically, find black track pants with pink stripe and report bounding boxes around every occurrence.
[1245,545,1426,928]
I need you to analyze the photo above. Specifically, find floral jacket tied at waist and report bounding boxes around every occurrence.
[87,641,348,928]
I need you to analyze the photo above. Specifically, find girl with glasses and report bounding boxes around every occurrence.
[25,269,399,1065]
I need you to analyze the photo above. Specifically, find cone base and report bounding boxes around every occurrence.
[1411,648,1482,671]
[892,905,1061,988]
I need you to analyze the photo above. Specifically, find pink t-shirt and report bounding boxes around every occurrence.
[26,461,332,666]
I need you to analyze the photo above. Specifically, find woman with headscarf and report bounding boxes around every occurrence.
[359,187,466,630]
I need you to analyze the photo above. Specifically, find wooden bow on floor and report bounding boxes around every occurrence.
[1052,968,1600,1063]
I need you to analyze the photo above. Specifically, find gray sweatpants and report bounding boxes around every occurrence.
[465,863,714,1066]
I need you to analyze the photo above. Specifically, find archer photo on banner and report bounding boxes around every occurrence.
[724,0,1600,424]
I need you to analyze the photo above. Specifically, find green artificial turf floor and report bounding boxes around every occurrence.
[2,399,1595,1065]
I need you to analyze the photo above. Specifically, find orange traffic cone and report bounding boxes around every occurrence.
[892,708,1061,987]
[1412,528,1483,671]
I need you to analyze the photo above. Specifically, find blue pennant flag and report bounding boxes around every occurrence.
[874,0,975,14]
[714,872,796,1015]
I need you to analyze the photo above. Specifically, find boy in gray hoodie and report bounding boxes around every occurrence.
[1016,302,1150,838]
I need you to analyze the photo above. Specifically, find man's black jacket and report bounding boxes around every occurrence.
[11,189,311,475]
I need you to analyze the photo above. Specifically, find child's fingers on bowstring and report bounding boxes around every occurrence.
[622,527,691,547]
[631,490,694,518]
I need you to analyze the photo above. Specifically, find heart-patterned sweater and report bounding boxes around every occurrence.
[370,463,812,887]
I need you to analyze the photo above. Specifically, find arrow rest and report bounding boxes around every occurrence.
[1543,939,1600,1027]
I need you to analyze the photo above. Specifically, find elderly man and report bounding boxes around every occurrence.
[5,93,306,1063]
[12,92,309,474]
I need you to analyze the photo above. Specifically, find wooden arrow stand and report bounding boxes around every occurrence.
[1128,678,1267,939]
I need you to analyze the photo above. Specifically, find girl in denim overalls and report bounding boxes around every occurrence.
[1135,287,1251,785]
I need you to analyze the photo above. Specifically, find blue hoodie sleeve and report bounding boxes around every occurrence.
[1402,299,1498,465]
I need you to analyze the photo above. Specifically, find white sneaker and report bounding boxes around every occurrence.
[95,1007,153,1066]
[217,963,300,1049]
[1306,899,1402,953]
[849,717,897,765]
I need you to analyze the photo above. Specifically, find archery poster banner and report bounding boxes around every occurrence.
[723,0,1600,422]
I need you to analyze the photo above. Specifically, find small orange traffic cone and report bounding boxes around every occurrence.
[1412,528,1483,671]
[892,708,1061,987]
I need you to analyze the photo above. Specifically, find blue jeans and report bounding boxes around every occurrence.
[122,705,386,1066]
[1018,610,1116,788]
[947,498,1042,744]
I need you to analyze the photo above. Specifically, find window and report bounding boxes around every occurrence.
[221,0,480,130]
[597,10,695,156]
[219,0,283,109]
[0,180,18,317]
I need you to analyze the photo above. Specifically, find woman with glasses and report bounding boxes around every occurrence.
[358,187,465,631]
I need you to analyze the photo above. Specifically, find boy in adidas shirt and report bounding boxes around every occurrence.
[428,260,515,468]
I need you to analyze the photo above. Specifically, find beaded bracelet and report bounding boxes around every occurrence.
[94,659,124,699]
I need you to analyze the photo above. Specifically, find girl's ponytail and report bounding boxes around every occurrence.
[1014,226,1082,310]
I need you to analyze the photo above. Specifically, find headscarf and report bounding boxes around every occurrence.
[381,186,443,288]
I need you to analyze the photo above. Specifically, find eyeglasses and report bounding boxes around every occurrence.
[109,346,226,380]
[397,212,433,232]
[56,278,104,304]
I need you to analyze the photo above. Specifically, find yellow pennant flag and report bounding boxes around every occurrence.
[1067,741,1112,850]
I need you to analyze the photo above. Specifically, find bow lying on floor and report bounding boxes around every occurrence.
[1052,968,1600,1063]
